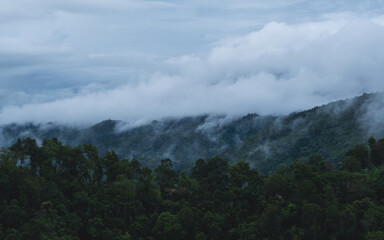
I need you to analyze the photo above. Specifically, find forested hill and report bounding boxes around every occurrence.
[1,92,383,173]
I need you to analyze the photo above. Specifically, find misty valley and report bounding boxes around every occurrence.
[1,93,384,239]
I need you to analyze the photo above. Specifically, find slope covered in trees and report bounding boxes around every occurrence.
[1,93,383,173]
[1,137,384,239]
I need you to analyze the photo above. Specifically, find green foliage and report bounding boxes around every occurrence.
[371,139,384,167]
[0,137,384,239]
[345,145,370,169]
[154,159,177,195]
[343,156,362,172]
[366,231,384,240]
[0,200,27,229]
[153,212,185,240]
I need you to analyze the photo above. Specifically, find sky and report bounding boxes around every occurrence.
[1,0,384,125]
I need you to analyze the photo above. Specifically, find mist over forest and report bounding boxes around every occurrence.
[2,0,384,239]
[0,93,383,174]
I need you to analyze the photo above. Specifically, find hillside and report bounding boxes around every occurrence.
[1,93,383,173]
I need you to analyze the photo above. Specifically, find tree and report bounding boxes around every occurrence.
[177,207,200,239]
[191,157,229,192]
[0,200,27,229]
[362,202,384,233]
[130,159,141,181]
[202,211,224,240]
[342,156,362,172]
[154,159,177,195]
[366,231,384,240]
[81,144,100,185]
[4,228,22,240]
[345,145,370,169]
[371,139,384,167]
[104,151,120,183]
[229,221,258,240]
[368,137,376,151]
[300,202,324,240]
[153,212,185,240]
[256,203,282,240]
[308,154,327,172]
[229,161,260,189]
[265,174,290,200]
[10,138,40,175]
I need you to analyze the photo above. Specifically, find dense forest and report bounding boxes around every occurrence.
[1,137,384,239]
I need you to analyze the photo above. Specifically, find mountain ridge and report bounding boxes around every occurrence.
[1,92,383,173]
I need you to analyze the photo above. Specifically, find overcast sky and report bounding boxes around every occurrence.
[1,0,384,125]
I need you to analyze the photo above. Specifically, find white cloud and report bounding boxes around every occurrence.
[2,16,384,125]
[0,1,384,125]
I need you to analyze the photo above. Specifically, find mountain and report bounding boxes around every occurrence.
[1,93,383,173]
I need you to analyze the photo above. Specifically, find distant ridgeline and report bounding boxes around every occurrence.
[0,92,384,173]
[1,136,384,239]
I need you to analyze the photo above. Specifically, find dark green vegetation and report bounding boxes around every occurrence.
[1,93,383,174]
[1,137,384,239]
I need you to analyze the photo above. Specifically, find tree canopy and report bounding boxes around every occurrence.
[1,137,384,239]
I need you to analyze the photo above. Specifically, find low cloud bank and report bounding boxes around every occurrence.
[1,16,384,125]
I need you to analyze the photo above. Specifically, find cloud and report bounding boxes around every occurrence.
[1,1,384,125]
[359,93,384,137]
[2,15,384,125]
